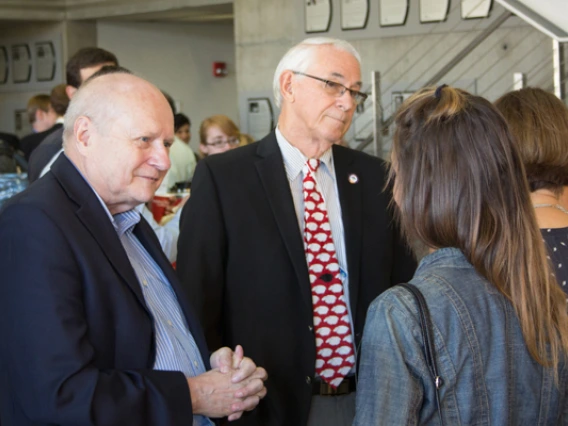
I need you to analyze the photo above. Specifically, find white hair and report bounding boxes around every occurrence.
[63,70,134,149]
[272,37,361,108]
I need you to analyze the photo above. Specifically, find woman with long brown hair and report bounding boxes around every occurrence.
[354,86,568,425]
[495,87,568,299]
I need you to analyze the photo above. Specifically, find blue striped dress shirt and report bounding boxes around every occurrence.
[113,210,213,426]
[275,127,357,373]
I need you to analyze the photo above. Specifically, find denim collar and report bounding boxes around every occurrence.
[416,247,470,274]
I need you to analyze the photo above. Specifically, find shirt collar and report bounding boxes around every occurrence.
[113,209,142,236]
[275,126,334,182]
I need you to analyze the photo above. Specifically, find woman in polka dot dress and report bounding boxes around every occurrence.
[495,88,568,300]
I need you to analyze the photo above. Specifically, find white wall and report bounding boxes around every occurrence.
[0,20,98,136]
[234,0,554,145]
[0,22,66,136]
[97,20,238,151]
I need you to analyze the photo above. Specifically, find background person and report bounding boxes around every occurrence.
[495,87,568,298]
[157,112,197,194]
[20,94,57,160]
[28,47,118,183]
[175,113,191,144]
[353,86,568,425]
[198,114,241,157]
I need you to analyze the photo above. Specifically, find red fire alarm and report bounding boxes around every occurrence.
[213,62,227,77]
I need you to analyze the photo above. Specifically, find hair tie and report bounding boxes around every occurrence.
[435,84,448,99]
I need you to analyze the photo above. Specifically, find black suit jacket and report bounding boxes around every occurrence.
[177,132,417,426]
[20,122,63,161]
[0,131,19,151]
[27,126,63,183]
[0,154,210,426]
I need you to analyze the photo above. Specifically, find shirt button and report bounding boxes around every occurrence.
[308,325,313,332]
[142,280,148,287]
[306,376,311,384]
[167,320,173,327]
[194,361,198,367]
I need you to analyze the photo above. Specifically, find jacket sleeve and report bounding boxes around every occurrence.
[353,290,427,426]
[177,159,227,351]
[0,203,193,426]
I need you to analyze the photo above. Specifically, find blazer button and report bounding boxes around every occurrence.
[306,376,312,385]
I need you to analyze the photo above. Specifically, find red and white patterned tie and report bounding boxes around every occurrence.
[303,158,355,388]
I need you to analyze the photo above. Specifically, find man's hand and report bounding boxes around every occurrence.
[189,345,267,421]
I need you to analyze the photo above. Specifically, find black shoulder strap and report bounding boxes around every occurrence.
[398,282,444,426]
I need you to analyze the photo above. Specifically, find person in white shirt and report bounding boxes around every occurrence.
[158,113,197,193]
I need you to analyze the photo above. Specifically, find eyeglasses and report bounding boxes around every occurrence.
[293,71,368,105]
[205,137,240,148]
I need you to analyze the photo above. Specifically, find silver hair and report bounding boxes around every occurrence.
[272,37,361,108]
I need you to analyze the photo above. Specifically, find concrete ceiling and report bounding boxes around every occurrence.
[0,0,234,23]
[100,3,233,24]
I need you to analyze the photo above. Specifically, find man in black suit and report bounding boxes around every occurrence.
[177,37,416,426]
[0,70,266,426]
[28,47,118,183]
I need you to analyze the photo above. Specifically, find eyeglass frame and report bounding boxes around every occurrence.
[292,71,368,105]
[204,136,240,148]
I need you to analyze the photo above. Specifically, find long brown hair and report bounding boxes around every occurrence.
[391,85,568,373]
[494,87,568,194]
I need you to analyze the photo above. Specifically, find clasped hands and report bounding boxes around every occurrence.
[188,345,267,421]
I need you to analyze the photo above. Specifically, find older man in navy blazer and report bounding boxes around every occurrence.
[0,70,266,426]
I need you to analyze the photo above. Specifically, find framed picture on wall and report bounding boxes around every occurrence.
[35,41,56,82]
[341,0,369,30]
[305,0,332,33]
[420,0,450,23]
[461,0,492,19]
[11,44,31,83]
[0,46,8,84]
[246,98,274,142]
[380,0,409,27]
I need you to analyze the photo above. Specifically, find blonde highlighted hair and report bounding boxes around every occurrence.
[391,85,568,375]
[199,115,240,146]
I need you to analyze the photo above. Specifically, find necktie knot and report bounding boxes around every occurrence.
[307,158,320,172]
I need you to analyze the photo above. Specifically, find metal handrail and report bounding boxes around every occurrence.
[355,10,513,154]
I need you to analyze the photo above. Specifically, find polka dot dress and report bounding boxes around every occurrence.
[541,227,568,301]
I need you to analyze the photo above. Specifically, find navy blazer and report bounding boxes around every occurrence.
[0,154,210,426]
[27,126,63,183]
[177,132,417,426]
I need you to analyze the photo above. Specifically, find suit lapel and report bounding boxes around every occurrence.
[255,133,312,312]
[333,145,363,319]
[51,155,149,312]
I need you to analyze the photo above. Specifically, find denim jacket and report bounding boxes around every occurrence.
[354,248,568,425]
